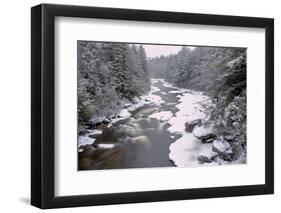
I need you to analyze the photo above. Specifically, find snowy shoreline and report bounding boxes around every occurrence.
[162,83,215,167]
[78,79,165,147]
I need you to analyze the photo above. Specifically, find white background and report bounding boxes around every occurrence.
[55,17,265,196]
[0,0,279,212]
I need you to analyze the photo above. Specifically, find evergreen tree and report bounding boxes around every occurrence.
[77,41,151,128]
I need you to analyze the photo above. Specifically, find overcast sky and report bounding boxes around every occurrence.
[143,45,195,58]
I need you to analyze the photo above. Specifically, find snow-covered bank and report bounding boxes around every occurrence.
[78,135,95,147]
[108,85,164,125]
[167,92,209,134]
[166,86,215,166]
[79,80,164,147]
[152,78,179,90]
[149,111,173,121]
[169,132,216,167]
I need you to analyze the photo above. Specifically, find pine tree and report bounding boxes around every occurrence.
[77,41,151,127]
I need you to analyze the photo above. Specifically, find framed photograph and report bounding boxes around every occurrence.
[31,3,274,209]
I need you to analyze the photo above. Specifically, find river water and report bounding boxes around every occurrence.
[79,79,212,170]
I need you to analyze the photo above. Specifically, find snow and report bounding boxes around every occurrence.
[96,144,115,149]
[166,84,216,166]
[88,129,103,137]
[78,135,115,150]
[108,87,164,126]
[89,116,105,125]
[151,78,181,90]
[145,93,164,105]
[119,109,131,118]
[150,78,161,84]
[193,125,214,138]
[109,81,165,125]
[78,135,95,147]
[226,56,243,68]
[167,92,208,134]
[169,132,216,167]
[168,88,189,94]
[149,111,173,121]
[151,86,160,93]
[212,140,231,153]
[157,79,178,89]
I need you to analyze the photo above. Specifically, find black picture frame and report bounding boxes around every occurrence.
[31,3,274,209]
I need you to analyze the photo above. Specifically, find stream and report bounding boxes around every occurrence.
[79,79,213,170]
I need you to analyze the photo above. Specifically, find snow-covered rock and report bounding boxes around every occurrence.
[224,135,235,142]
[123,103,132,108]
[131,136,151,149]
[193,125,215,141]
[88,129,103,138]
[78,135,95,147]
[131,97,140,104]
[88,116,105,125]
[149,111,173,121]
[185,119,202,132]
[212,140,231,154]
[118,109,131,118]
[232,122,240,128]
[96,144,115,149]
[145,93,164,105]
[168,92,209,134]
[197,155,212,163]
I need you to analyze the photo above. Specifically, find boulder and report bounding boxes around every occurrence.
[193,125,216,141]
[212,140,231,153]
[131,136,151,149]
[232,122,240,128]
[124,103,132,108]
[118,109,131,118]
[132,97,139,104]
[212,140,233,161]
[185,119,202,132]
[102,118,111,124]
[224,135,235,142]
[201,138,215,144]
[230,113,243,122]
[197,155,212,163]
[79,126,87,135]
[88,129,103,138]
[87,116,104,126]
[117,125,144,137]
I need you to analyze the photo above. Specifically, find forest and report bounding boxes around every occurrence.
[78,41,150,133]
[78,42,246,170]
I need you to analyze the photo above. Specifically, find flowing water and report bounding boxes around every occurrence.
[79,79,210,170]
